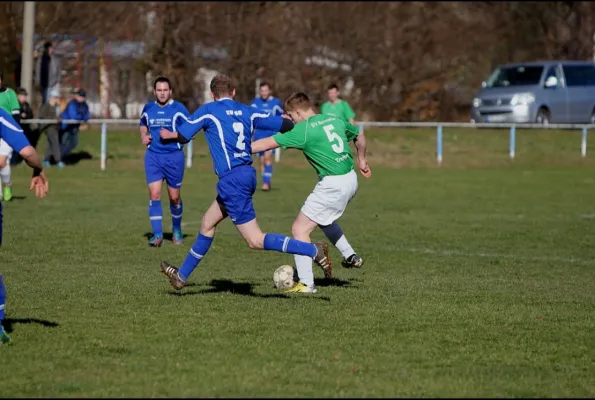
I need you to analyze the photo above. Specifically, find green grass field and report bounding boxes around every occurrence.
[1,127,594,397]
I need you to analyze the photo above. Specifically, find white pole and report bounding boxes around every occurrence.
[186,139,193,168]
[274,147,281,163]
[21,2,35,96]
[581,127,587,157]
[100,122,107,170]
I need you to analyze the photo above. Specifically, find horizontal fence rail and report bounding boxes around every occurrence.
[19,119,593,170]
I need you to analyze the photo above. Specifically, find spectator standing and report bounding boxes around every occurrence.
[35,42,61,105]
[39,88,64,168]
[59,88,90,159]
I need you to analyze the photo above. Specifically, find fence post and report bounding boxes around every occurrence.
[186,139,193,168]
[581,127,588,157]
[274,148,281,163]
[509,125,516,159]
[436,124,443,166]
[100,122,107,171]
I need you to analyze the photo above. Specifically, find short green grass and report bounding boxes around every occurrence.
[0,127,594,397]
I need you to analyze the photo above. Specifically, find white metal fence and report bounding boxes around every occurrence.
[21,119,593,170]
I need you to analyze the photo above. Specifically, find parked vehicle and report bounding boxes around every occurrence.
[471,61,595,124]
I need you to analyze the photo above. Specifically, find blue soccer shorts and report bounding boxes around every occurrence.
[144,150,185,188]
[216,165,257,225]
[253,129,276,158]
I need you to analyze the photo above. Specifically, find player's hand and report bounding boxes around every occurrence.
[160,128,176,140]
[30,172,49,199]
[142,135,152,146]
[358,159,372,178]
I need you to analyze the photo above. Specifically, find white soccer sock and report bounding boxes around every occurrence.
[335,235,355,259]
[294,255,314,287]
[0,165,11,186]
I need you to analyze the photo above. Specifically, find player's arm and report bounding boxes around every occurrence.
[344,101,356,125]
[1,114,48,197]
[251,116,295,154]
[139,107,151,146]
[251,137,280,153]
[350,124,371,178]
[160,107,207,144]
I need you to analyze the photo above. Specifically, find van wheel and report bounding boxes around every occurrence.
[536,108,551,126]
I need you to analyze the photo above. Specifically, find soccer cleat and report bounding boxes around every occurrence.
[57,162,65,168]
[313,241,333,279]
[2,186,12,202]
[42,160,51,167]
[172,229,184,245]
[148,234,164,247]
[341,254,364,269]
[160,261,187,290]
[0,325,11,344]
[262,183,270,191]
[285,282,318,293]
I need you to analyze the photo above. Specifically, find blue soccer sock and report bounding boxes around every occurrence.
[0,274,6,322]
[149,200,163,237]
[171,200,183,232]
[263,164,273,186]
[178,233,214,280]
[263,233,316,258]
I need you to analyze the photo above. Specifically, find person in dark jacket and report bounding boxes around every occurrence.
[40,88,64,168]
[35,42,61,105]
[60,88,90,159]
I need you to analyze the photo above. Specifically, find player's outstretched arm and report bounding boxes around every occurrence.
[354,131,371,178]
[19,145,49,198]
[252,137,279,154]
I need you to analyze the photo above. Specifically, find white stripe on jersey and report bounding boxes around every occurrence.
[250,113,271,134]
[271,105,283,115]
[181,114,231,170]
[0,117,24,133]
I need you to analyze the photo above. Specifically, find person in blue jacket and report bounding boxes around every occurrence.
[60,88,90,160]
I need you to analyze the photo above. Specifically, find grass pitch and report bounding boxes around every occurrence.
[0,127,594,397]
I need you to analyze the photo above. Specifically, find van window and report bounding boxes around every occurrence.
[562,64,595,86]
[486,66,544,88]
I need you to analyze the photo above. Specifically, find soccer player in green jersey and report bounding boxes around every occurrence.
[252,92,371,293]
[320,83,356,124]
[0,72,21,202]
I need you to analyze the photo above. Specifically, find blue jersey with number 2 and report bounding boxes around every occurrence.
[176,98,285,177]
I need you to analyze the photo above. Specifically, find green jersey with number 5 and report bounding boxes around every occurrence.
[272,114,359,178]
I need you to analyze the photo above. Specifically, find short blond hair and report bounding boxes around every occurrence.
[210,75,234,99]
[283,92,312,112]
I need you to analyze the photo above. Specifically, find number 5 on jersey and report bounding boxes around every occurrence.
[323,125,345,153]
[232,122,246,150]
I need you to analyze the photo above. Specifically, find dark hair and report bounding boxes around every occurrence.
[44,42,52,50]
[259,81,271,89]
[327,83,339,91]
[153,76,171,90]
[210,75,234,98]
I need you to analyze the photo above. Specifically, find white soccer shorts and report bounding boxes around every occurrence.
[301,169,358,226]
[0,139,13,159]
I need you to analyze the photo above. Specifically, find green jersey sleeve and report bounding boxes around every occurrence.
[343,100,356,120]
[272,123,307,150]
[7,89,20,113]
[344,121,360,141]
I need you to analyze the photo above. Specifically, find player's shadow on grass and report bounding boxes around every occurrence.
[4,195,27,201]
[143,232,191,242]
[169,279,290,299]
[63,151,92,165]
[3,318,59,333]
[314,277,359,288]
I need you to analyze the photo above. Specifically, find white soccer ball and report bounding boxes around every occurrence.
[273,265,295,289]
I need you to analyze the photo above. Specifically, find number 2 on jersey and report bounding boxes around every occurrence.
[323,125,344,153]
[232,122,246,150]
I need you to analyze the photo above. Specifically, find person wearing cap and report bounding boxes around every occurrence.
[40,88,64,168]
[59,88,90,160]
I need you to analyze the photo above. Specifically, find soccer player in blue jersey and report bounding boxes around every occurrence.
[0,108,49,343]
[139,77,191,247]
[157,75,331,290]
[250,82,283,191]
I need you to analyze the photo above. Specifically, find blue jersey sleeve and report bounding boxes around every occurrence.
[253,113,284,132]
[273,98,284,116]
[172,103,191,132]
[177,106,208,141]
[0,110,30,152]
[139,104,148,127]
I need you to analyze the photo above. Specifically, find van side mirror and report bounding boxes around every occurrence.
[481,81,487,88]
[545,76,558,88]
